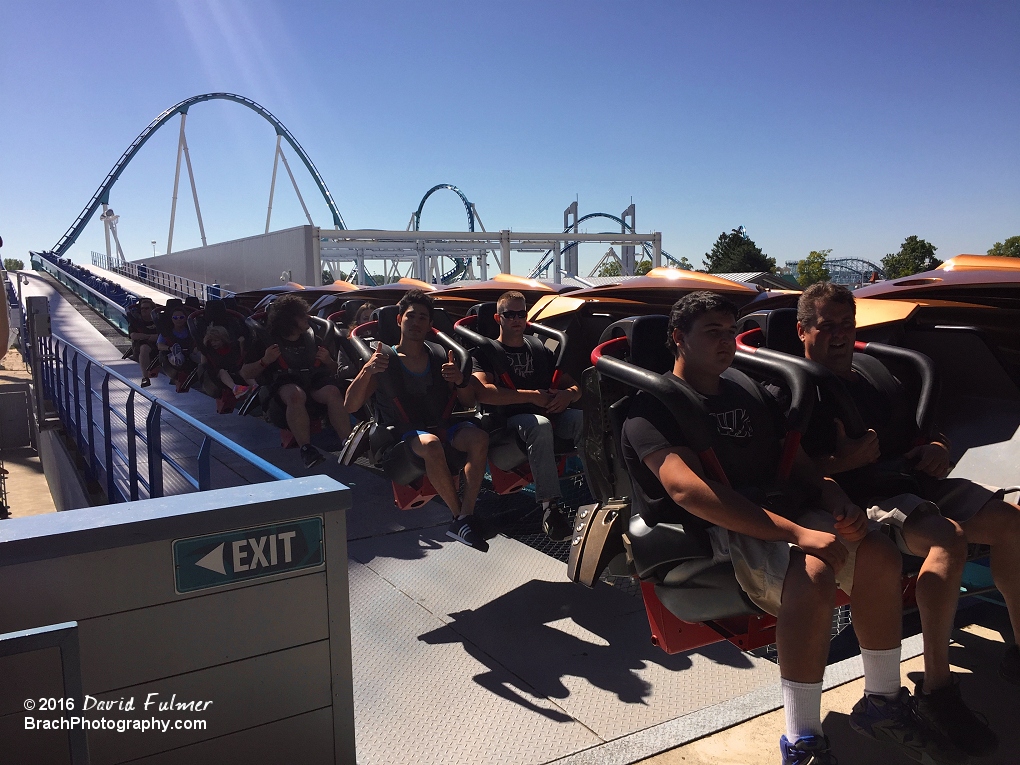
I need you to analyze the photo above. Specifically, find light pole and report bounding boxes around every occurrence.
[151,240,157,257]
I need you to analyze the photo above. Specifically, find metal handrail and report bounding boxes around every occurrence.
[92,252,236,302]
[36,333,290,503]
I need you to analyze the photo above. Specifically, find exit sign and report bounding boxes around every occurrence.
[173,517,324,593]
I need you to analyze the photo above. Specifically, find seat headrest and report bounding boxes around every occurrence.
[764,308,803,356]
[431,307,454,335]
[184,296,201,308]
[222,297,239,312]
[374,305,402,345]
[470,302,500,339]
[205,299,227,325]
[629,315,673,374]
[340,299,366,323]
[166,298,184,309]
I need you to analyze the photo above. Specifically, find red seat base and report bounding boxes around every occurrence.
[488,463,533,494]
[216,390,236,414]
[640,579,860,655]
[392,474,461,510]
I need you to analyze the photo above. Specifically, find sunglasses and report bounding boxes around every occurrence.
[499,310,527,320]
[172,315,188,321]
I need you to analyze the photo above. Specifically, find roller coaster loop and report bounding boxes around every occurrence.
[52,92,346,256]
[413,184,475,232]
[529,211,682,278]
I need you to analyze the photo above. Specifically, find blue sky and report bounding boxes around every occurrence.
[1,1,1017,276]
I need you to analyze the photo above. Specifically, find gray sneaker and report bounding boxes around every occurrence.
[849,687,966,764]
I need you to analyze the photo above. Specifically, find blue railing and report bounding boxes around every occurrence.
[36,333,291,502]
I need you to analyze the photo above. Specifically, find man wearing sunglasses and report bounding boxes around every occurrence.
[472,290,584,540]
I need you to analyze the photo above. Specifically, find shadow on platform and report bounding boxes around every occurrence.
[419,578,756,716]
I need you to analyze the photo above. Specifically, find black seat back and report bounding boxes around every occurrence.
[467,301,500,339]
[373,305,401,346]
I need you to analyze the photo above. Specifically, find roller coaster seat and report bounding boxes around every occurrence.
[592,313,832,652]
[348,305,477,510]
[186,300,253,405]
[222,296,246,316]
[736,307,938,448]
[246,312,338,444]
[453,301,576,494]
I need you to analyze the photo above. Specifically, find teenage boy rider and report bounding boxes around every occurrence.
[622,292,961,765]
[798,281,1019,755]
[239,294,351,469]
[345,290,490,552]
[472,291,584,541]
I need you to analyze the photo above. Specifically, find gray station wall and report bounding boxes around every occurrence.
[133,225,321,294]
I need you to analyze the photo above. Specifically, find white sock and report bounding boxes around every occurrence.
[861,646,902,699]
[540,500,551,511]
[781,678,823,741]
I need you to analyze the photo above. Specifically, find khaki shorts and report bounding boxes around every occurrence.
[865,482,1002,554]
[707,510,870,617]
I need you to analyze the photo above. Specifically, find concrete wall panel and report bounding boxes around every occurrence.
[134,225,321,294]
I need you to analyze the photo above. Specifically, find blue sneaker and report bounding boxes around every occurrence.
[780,734,837,765]
[849,687,966,764]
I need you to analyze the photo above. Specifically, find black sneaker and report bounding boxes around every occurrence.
[1000,644,1020,686]
[914,673,998,756]
[541,500,572,541]
[300,444,325,469]
[780,734,837,765]
[446,516,489,553]
[849,687,966,764]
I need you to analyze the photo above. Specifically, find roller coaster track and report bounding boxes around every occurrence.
[527,212,683,278]
[52,93,346,257]
[413,184,475,284]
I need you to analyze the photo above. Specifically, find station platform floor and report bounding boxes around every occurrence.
[13,280,1020,764]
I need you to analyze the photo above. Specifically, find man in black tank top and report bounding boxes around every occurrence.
[799,282,1016,754]
[621,292,933,765]
[345,290,490,552]
[239,294,350,469]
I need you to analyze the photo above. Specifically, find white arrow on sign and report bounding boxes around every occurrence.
[195,543,226,575]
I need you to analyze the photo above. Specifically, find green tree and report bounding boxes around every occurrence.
[987,236,1020,259]
[635,258,653,275]
[3,258,24,272]
[797,250,831,287]
[322,268,334,285]
[881,236,942,278]
[703,229,776,274]
[674,255,695,270]
[596,259,622,277]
